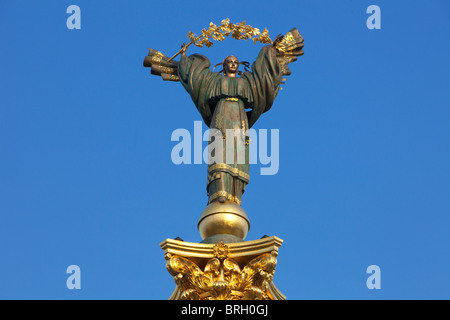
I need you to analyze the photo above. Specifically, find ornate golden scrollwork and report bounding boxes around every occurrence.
[165,242,279,300]
[213,241,229,259]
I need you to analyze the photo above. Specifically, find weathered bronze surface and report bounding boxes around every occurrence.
[144,22,304,207]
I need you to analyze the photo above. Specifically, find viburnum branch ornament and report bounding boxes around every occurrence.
[167,18,273,62]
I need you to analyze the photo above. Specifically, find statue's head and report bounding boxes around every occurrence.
[213,56,250,77]
[223,56,239,77]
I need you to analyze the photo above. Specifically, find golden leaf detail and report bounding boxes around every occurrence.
[186,19,272,48]
[187,31,197,43]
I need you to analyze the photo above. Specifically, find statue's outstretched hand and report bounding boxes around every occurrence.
[181,42,188,55]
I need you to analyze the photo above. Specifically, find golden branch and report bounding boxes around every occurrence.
[167,19,272,62]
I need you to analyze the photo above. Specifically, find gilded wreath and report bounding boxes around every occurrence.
[167,18,273,62]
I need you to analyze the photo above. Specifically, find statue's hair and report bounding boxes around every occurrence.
[213,56,250,76]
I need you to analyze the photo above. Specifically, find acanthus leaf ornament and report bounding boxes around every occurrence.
[165,249,279,300]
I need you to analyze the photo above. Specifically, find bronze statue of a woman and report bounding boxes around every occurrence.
[144,27,304,208]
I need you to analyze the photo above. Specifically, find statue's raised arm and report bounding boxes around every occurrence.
[244,28,304,127]
[178,45,219,127]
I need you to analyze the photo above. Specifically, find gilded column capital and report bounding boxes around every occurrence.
[160,236,286,300]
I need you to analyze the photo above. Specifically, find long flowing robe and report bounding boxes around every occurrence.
[178,46,282,205]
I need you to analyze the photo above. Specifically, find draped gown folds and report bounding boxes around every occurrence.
[178,46,283,206]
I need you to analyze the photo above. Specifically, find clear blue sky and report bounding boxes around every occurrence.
[1,0,449,299]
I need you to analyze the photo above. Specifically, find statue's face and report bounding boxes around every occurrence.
[224,56,239,76]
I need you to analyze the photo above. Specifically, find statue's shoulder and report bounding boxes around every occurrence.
[187,53,211,67]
